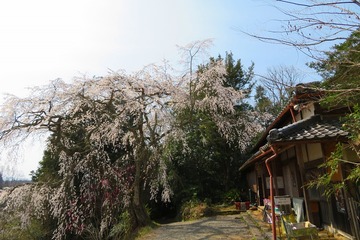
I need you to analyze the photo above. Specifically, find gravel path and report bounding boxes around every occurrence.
[138,213,263,240]
[138,209,348,240]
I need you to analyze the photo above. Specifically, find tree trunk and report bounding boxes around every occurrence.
[131,95,151,227]
[132,149,150,227]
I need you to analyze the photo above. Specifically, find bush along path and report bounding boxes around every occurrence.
[136,211,270,240]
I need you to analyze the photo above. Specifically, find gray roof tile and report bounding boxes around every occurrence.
[267,115,349,143]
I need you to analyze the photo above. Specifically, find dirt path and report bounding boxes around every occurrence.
[137,213,264,240]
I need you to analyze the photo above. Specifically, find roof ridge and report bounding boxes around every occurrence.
[267,115,321,142]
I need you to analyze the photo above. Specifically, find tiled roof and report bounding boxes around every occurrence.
[240,114,349,171]
[267,115,349,144]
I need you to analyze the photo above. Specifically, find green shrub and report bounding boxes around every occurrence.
[179,199,213,221]
[109,211,132,239]
[222,189,241,203]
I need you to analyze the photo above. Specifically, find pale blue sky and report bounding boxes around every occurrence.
[0,0,319,179]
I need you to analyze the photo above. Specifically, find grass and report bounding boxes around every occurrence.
[132,221,159,240]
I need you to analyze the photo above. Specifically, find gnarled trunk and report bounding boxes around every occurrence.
[131,156,150,227]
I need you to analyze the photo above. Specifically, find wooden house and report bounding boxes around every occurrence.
[240,83,360,239]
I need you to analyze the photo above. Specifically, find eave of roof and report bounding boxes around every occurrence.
[239,144,272,171]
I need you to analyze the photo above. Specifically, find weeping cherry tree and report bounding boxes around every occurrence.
[0,42,266,239]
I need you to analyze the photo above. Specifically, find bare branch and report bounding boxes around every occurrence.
[241,0,360,60]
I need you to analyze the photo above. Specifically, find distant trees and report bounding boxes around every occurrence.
[254,85,272,113]
[254,65,302,117]
[0,172,3,189]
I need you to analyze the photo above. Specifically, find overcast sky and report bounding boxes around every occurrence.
[0,0,319,179]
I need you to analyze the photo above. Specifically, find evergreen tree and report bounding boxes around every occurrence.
[167,52,265,208]
[306,31,360,195]
[222,52,254,92]
[309,30,360,107]
[254,85,273,114]
[31,137,60,185]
